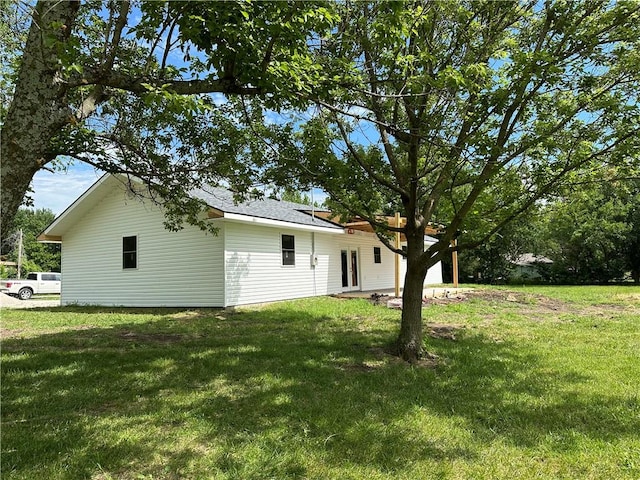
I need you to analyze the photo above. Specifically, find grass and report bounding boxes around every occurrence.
[1,286,639,479]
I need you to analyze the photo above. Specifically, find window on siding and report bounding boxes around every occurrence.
[123,236,137,269]
[373,247,382,264]
[282,234,295,266]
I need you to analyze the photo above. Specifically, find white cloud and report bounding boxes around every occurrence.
[31,165,104,215]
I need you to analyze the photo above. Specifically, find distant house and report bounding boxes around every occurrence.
[511,253,553,280]
[39,174,443,307]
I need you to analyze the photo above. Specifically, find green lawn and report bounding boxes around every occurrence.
[2,286,639,479]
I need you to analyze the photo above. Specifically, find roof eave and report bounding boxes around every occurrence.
[220,212,344,234]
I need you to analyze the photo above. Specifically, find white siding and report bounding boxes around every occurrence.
[342,232,443,292]
[424,256,444,285]
[61,188,225,307]
[58,178,443,307]
[224,222,342,306]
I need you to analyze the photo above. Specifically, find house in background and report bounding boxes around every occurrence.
[511,253,553,281]
[39,174,443,307]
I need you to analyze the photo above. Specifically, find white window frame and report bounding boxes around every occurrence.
[281,234,295,266]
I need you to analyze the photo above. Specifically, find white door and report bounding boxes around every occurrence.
[341,248,360,291]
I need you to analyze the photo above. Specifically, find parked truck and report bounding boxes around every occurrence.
[0,272,61,300]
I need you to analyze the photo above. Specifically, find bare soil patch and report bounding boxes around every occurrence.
[466,290,569,313]
[0,328,25,339]
[465,289,639,320]
[427,323,460,340]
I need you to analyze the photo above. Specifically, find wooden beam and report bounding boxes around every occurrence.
[452,239,459,288]
[36,234,62,243]
[207,207,224,219]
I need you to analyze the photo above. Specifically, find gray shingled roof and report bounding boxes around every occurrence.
[513,253,553,266]
[190,186,343,230]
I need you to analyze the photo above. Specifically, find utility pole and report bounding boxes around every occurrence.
[17,229,23,279]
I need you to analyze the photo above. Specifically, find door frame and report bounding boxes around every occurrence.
[340,247,361,292]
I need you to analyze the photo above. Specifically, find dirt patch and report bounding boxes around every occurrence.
[466,289,640,320]
[338,363,379,372]
[466,290,568,311]
[427,323,460,340]
[0,328,25,339]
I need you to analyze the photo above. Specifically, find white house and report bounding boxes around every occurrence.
[39,174,443,307]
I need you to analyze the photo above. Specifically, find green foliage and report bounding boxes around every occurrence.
[449,164,640,285]
[0,0,28,118]
[454,214,545,284]
[259,0,640,356]
[2,0,341,237]
[3,208,60,276]
[626,201,640,282]
[275,0,640,261]
[539,168,640,283]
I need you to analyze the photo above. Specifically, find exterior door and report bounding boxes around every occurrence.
[341,248,360,291]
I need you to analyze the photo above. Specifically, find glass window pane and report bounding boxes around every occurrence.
[123,236,137,269]
[123,236,136,251]
[282,235,295,250]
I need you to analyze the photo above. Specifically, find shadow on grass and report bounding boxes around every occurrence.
[2,303,638,478]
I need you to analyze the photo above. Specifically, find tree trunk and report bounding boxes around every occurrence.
[0,1,79,238]
[396,258,429,362]
[395,217,431,362]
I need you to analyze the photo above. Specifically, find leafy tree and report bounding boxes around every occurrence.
[17,208,61,273]
[265,1,640,361]
[1,0,338,238]
[1,208,60,277]
[278,189,324,208]
[540,169,640,283]
[626,202,640,283]
[456,213,544,284]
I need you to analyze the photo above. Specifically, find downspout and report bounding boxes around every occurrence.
[312,231,317,296]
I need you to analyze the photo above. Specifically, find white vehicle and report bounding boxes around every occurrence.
[0,272,61,300]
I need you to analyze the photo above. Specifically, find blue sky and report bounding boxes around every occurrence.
[32,163,104,215]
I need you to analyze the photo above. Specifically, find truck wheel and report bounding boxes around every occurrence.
[18,288,33,300]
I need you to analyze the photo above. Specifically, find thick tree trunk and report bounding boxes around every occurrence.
[396,259,429,362]
[395,219,430,362]
[1,1,79,238]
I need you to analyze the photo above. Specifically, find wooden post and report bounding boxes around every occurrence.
[395,212,401,297]
[452,238,459,288]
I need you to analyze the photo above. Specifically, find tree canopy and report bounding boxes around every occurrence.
[1,0,338,236]
[540,167,640,283]
[259,0,640,359]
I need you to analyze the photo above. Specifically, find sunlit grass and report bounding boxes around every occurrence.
[2,286,639,479]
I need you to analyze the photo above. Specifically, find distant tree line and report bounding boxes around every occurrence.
[447,169,640,284]
[1,208,60,278]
